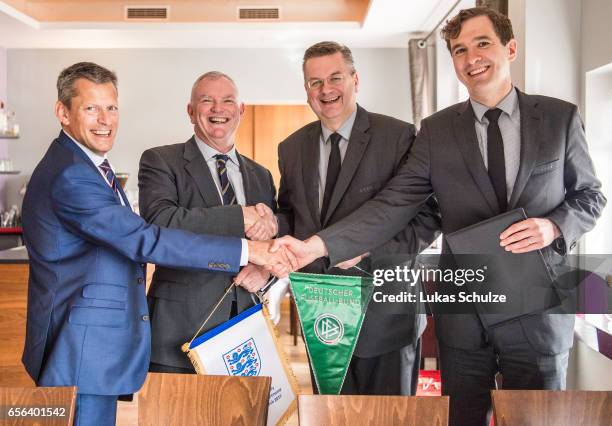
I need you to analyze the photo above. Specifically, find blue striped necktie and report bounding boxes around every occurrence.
[99,159,121,199]
[215,154,237,205]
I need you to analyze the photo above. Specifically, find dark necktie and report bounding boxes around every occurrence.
[484,108,507,212]
[215,154,239,310]
[215,154,237,205]
[99,159,121,200]
[320,132,342,221]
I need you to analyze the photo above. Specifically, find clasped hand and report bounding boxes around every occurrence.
[243,203,278,241]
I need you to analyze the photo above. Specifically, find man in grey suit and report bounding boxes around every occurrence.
[274,9,606,425]
[277,41,440,395]
[139,71,278,373]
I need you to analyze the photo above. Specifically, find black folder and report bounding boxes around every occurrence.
[445,208,560,327]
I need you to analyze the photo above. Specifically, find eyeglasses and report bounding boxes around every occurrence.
[306,73,349,91]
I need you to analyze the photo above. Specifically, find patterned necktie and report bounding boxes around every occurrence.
[484,108,507,212]
[99,159,121,200]
[215,154,237,205]
[321,132,342,221]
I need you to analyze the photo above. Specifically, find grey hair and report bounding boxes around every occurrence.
[57,62,117,108]
[190,71,239,101]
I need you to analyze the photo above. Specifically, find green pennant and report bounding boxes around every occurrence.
[289,272,373,394]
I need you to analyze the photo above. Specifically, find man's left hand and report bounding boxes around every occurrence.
[500,218,561,253]
[234,264,271,293]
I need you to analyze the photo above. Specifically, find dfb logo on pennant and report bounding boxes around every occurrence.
[222,338,261,376]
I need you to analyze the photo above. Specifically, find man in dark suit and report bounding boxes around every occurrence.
[139,71,279,374]
[276,42,440,395]
[273,9,606,426]
[22,62,291,426]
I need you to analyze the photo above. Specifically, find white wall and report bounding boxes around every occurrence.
[0,47,9,210]
[6,47,412,200]
[567,337,612,390]
[581,0,612,76]
[583,65,612,255]
[0,47,6,103]
[580,0,612,255]
[519,0,581,104]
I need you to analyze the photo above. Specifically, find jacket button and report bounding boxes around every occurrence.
[137,277,144,284]
[142,315,149,321]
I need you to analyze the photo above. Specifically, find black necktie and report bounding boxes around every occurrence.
[321,132,342,221]
[99,159,121,200]
[484,108,507,212]
[215,154,237,205]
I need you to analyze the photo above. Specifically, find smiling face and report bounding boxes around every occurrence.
[188,76,244,153]
[450,15,516,107]
[55,78,119,155]
[304,51,359,131]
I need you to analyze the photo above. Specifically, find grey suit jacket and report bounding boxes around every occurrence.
[277,105,441,358]
[139,137,276,369]
[318,91,607,354]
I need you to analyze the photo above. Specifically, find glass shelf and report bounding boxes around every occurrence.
[0,134,19,139]
[0,171,20,175]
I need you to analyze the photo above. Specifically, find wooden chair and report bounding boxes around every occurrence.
[492,390,612,426]
[0,386,76,426]
[298,394,449,426]
[138,373,271,426]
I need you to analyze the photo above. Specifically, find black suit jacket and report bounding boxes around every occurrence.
[138,137,276,369]
[319,91,607,354]
[277,105,441,358]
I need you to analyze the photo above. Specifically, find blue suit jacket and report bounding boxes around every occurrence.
[22,130,242,395]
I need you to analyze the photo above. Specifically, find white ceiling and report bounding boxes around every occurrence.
[0,0,469,48]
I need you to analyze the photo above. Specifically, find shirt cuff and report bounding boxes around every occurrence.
[240,238,249,266]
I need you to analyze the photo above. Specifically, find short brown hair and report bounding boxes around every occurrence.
[57,62,117,108]
[440,7,514,51]
[302,41,356,74]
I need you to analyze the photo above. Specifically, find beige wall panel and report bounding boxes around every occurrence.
[235,104,254,159]
[252,105,316,188]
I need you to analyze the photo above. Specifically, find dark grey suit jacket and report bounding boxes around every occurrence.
[319,91,607,354]
[277,105,441,358]
[139,137,276,369]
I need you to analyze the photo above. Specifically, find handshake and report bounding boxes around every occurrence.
[241,203,321,278]
[247,234,327,278]
[240,203,368,283]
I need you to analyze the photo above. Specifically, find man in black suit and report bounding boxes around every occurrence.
[274,9,606,425]
[139,71,279,374]
[276,41,440,395]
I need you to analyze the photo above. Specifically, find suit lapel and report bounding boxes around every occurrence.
[237,153,255,205]
[302,126,322,228]
[508,91,542,209]
[116,184,133,212]
[183,137,223,206]
[453,101,500,215]
[58,131,130,208]
[322,106,371,226]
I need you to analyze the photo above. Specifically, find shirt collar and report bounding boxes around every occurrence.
[470,86,518,123]
[194,135,239,165]
[62,129,108,168]
[321,107,358,144]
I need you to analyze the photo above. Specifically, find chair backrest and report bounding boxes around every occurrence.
[0,386,77,426]
[492,390,612,426]
[138,373,271,426]
[297,395,449,426]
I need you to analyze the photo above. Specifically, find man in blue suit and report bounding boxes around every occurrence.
[21,62,292,426]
